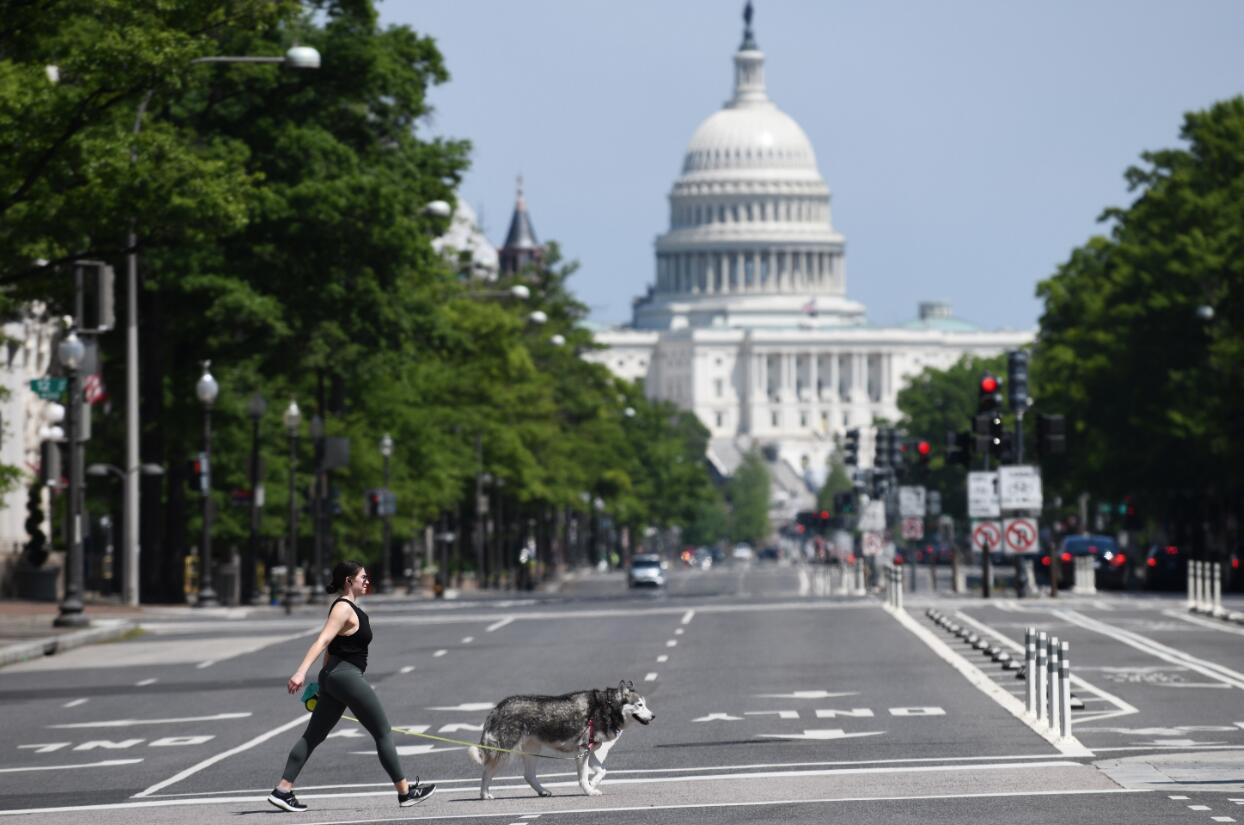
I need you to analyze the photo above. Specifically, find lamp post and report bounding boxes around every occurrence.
[378,433,394,594]
[54,325,87,627]
[308,415,326,603]
[124,46,321,608]
[194,361,220,606]
[282,400,301,614]
[245,392,267,605]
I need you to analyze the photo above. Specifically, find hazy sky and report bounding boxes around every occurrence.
[382,1,1244,332]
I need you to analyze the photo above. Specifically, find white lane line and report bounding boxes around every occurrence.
[675,628,685,635]
[1190,805,1212,811]
[953,609,1138,724]
[657,654,669,663]
[1164,609,1244,637]
[889,607,1092,757]
[645,672,658,682]
[681,609,695,625]
[132,713,307,798]
[1211,817,1235,822]
[1057,609,1244,690]
[51,712,252,729]
[0,759,142,774]
[400,665,415,674]
[195,661,215,669]
[666,640,678,648]
[433,649,448,657]
[7,774,1143,817]
[135,678,157,686]
[486,617,514,632]
[62,699,88,708]
[1170,795,1190,799]
[461,636,475,644]
[521,816,542,819]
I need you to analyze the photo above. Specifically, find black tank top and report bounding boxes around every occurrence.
[325,597,372,672]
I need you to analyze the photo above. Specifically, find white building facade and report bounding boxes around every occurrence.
[586,13,1032,514]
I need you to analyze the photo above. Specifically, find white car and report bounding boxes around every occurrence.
[628,554,667,588]
[732,543,754,563]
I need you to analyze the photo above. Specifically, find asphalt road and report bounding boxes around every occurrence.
[0,562,1241,825]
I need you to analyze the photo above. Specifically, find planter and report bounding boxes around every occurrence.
[15,564,60,602]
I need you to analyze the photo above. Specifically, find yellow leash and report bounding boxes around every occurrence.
[340,713,578,761]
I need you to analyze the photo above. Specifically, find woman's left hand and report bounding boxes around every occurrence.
[288,671,306,695]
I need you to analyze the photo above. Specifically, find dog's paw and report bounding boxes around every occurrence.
[537,790,554,798]
[481,792,494,801]
[588,788,603,797]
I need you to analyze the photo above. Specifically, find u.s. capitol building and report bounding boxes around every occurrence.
[583,9,1032,512]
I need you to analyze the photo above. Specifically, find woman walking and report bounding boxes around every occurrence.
[268,561,435,812]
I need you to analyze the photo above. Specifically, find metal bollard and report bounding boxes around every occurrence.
[1192,560,1202,611]
[1035,631,1048,723]
[894,566,904,611]
[1187,560,1195,610]
[1025,627,1037,716]
[1059,640,1072,740]
[1047,634,1061,735]
[1212,562,1222,616]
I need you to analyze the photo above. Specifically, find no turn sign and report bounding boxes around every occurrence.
[901,517,924,540]
[861,531,884,557]
[1003,517,1039,555]
[971,520,1002,553]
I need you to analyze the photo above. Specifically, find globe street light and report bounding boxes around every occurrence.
[54,325,87,628]
[193,361,220,606]
[124,47,321,607]
[245,392,267,605]
[378,433,395,594]
[282,400,301,614]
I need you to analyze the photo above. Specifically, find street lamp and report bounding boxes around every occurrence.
[423,200,452,219]
[123,47,321,607]
[308,415,325,604]
[245,392,267,605]
[54,324,87,627]
[194,361,219,606]
[282,400,302,613]
[378,433,394,594]
[528,310,548,325]
[549,334,566,347]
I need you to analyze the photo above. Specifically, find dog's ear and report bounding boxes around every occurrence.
[617,679,627,693]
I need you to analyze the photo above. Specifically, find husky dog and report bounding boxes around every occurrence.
[467,680,655,799]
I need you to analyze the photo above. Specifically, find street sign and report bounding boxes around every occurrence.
[998,465,1043,511]
[926,490,942,517]
[967,472,1000,519]
[861,531,884,557]
[898,486,926,518]
[901,516,924,540]
[1003,517,1039,555]
[30,377,67,400]
[971,519,1002,553]
[858,500,886,532]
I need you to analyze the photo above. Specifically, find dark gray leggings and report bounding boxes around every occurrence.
[281,657,403,784]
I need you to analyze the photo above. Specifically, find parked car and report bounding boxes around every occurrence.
[1030,534,1128,590]
[731,543,755,563]
[1142,544,1187,591]
[627,554,667,588]
[757,546,781,562]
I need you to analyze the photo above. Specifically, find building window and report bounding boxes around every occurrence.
[771,411,779,428]
[715,412,724,428]
[715,378,724,398]
[800,412,808,428]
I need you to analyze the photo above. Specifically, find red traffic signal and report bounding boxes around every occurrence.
[818,510,830,521]
[916,440,931,457]
[980,375,998,394]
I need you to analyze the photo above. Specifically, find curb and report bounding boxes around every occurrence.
[0,619,138,669]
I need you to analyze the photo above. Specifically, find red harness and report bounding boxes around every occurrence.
[582,719,597,753]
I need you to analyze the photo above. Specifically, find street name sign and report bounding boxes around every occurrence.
[858,500,886,532]
[968,472,1000,519]
[30,377,66,400]
[898,486,926,518]
[998,465,1043,511]
[1003,517,1039,555]
[971,519,1002,553]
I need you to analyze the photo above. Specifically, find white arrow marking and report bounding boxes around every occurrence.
[758,691,859,700]
[0,759,143,773]
[692,713,743,722]
[51,711,250,731]
[427,703,496,712]
[744,710,799,720]
[353,745,459,756]
[439,723,483,734]
[759,729,885,741]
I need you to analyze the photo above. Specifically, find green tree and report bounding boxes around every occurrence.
[727,448,770,546]
[816,451,853,513]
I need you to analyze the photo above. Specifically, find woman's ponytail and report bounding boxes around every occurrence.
[327,560,363,594]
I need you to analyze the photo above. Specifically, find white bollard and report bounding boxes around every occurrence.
[1192,560,1202,611]
[1198,560,1207,612]
[1025,627,1037,717]
[1187,560,1196,610]
[894,566,904,612]
[1035,631,1048,724]
[1212,562,1222,616]
[855,559,866,595]
[1047,634,1061,735]
[1059,640,1072,740]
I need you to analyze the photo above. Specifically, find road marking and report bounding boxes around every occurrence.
[0,759,143,774]
[657,654,669,663]
[132,713,307,798]
[645,672,658,682]
[400,665,415,674]
[681,610,695,625]
[675,628,685,635]
[758,690,858,699]
[1164,609,1244,637]
[693,713,744,722]
[745,710,798,719]
[486,617,514,632]
[1211,817,1235,822]
[135,678,157,686]
[461,636,475,644]
[438,723,482,734]
[195,660,215,669]
[666,640,677,648]
[0,786,1154,818]
[1189,805,1211,810]
[759,728,885,741]
[953,609,1137,724]
[427,702,495,712]
[50,712,252,729]
[890,607,1092,757]
[433,649,448,657]
[62,698,88,708]
[1169,795,1190,799]
[1056,609,1244,690]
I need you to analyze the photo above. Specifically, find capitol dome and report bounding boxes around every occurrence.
[634,5,864,331]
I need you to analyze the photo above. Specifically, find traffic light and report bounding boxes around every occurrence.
[946,430,971,466]
[817,509,831,531]
[874,427,900,469]
[989,412,1005,458]
[978,372,1003,413]
[833,491,856,516]
[915,439,931,466]
[1036,413,1066,457]
[843,428,860,466]
[971,414,992,457]
[1007,351,1029,411]
[187,452,209,495]
[366,489,382,518]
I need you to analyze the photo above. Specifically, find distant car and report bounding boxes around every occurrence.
[692,548,714,570]
[757,546,780,562]
[1143,544,1187,591]
[731,543,754,563]
[627,554,667,588]
[1031,535,1128,590]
